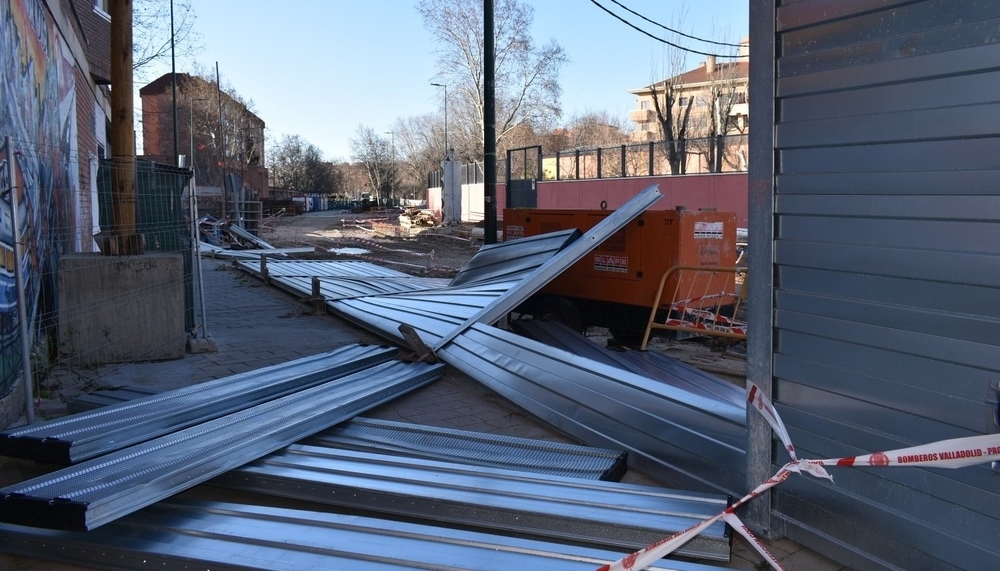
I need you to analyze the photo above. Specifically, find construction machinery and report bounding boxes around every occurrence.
[503,207,741,343]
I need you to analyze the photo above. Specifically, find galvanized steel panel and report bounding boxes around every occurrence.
[756,1,1000,569]
[239,259,411,278]
[0,361,443,530]
[776,170,1000,196]
[433,184,661,349]
[215,446,731,561]
[285,275,451,299]
[512,319,745,412]
[0,345,396,464]
[0,500,727,571]
[449,228,580,287]
[439,323,745,497]
[308,416,627,480]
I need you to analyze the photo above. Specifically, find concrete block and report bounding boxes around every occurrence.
[58,253,186,365]
[186,336,218,354]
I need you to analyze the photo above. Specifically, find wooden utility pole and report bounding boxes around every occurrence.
[109,0,143,255]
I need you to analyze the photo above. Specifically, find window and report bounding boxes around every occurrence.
[94,0,110,20]
[678,96,691,107]
[696,96,708,107]
[640,100,650,110]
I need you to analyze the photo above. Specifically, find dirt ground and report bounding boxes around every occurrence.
[259,208,481,278]
[261,209,748,382]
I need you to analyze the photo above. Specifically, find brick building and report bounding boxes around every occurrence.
[139,73,268,197]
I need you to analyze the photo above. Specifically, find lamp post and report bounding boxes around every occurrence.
[430,82,447,158]
[384,131,395,203]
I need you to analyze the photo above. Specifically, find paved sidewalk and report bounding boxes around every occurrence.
[1,258,851,571]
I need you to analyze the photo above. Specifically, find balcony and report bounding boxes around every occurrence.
[629,108,655,123]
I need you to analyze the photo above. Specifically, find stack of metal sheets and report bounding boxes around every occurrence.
[0,360,443,530]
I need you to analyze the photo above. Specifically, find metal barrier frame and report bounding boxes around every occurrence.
[640,265,747,350]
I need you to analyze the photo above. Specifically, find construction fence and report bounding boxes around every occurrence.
[1,137,209,426]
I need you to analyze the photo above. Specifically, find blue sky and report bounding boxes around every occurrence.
[148,0,748,161]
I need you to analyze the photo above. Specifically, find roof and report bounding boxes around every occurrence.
[631,59,749,94]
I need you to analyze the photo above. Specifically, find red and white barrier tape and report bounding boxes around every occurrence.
[597,383,1000,571]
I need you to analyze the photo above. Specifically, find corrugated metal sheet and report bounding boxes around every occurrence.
[0,345,396,464]
[512,320,745,411]
[448,228,580,286]
[240,259,412,278]
[271,275,452,300]
[214,446,731,561]
[0,361,443,530]
[0,500,728,571]
[440,323,745,497]
[752,1,1000,569]
[308,416,627,480]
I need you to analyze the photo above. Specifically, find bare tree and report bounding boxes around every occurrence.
[418,0,568,163]
[349,126,395,203]
[269,135,336,193]
[648,61,694,175]
[180,71,263,190]
[560,110,630,150]
[132,0,201,81]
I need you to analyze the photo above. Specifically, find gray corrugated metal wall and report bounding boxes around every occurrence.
[749,1,1000,570]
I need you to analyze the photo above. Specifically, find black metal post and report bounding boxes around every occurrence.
[483,0,497,244]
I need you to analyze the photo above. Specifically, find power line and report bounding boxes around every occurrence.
[588,0,737,58]
[606,0,744,47]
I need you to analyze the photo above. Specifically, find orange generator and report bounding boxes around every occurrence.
[503,207,739,341]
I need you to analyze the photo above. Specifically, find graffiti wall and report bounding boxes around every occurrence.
[0,0,78,400]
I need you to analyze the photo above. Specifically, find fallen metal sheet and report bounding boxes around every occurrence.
[448,228,580,287]
[239,259,411,278]
[201,244,316,259]
[267,275,452,301]
[287,186,660,348]
[0,500,728,571]
[227,224,276,249]
[0,344,396,464]
[67,384,159,414]
[439,323,746,497]
[0,360,443,530]
[215,446,731,561]
[433,184,662,350]
[330,279,524,344]
[513,319,746,410]
[308,416,628,480]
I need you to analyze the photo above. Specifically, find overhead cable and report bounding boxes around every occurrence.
[607,0,744,47]
[588,0,737,58]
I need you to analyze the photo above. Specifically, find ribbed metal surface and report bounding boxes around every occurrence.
[754,2,1000,570]
[308,416,627,480]
[441,323,745,497]
[448,228,579,287]
[0,360,443,530]
[0,344,396,464]
[277,275,452,299]
[330,279,523,344]
[0,500,727,571]
[513,320,745,411]
[433,184,662,350]
[239,259,412,278]
[215,446,731,561]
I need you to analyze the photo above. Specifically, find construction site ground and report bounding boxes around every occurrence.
[0,209,850,571]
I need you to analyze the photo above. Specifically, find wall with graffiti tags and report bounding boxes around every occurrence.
[0,0,80,422]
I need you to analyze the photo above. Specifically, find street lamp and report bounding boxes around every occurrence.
[384,131,395,203]
[430,82,447,159]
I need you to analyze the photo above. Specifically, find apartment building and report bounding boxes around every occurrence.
[629,40,749,172]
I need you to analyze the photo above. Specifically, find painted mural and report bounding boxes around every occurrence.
[0,0,78,399]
